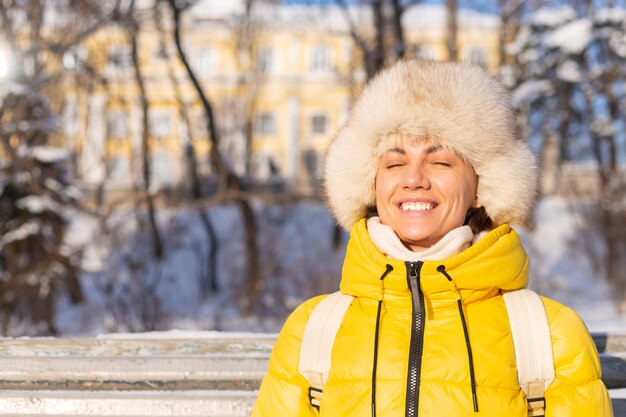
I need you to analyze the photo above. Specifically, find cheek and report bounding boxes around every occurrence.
[434,174,476,206]
[375,172,399,217]
[375,172,390,200]
[374,178,387,212]
[459,177,478,209]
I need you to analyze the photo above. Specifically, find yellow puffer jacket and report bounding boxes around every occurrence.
[252,220,612,416]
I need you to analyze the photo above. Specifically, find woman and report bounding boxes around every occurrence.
[252,60,612,416]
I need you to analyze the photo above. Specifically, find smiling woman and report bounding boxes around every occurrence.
[252,59,613,417]
[375,140,478,251]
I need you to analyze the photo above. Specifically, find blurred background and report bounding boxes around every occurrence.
[0,0,625,337]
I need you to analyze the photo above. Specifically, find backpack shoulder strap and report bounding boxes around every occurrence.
[298,291,354,410]
[503,288,556,417]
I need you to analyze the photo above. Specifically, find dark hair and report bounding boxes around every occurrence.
[464,206,493,234]
[365,206,378,218]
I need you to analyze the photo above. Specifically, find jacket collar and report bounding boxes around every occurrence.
[339,218,529,305]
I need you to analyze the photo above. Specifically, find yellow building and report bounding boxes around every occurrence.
[62,2,500,195]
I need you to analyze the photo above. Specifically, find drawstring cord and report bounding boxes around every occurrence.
[437,265,480,413]
[371,264,393,417]
[370,264,479,414]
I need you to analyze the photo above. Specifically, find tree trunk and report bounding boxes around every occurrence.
[498,0,508,66]
[446,0,458,61]
[497,0,524,67]
[372,0,386,74]
[154,2,218,293]
[129,22,164,259]
[391,0,407,60]
[168,0,228,190]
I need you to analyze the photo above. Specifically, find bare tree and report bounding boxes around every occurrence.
[164,0,261,313]
[336,0,420,79]
[152,2,220,293]
[124,2,165,259]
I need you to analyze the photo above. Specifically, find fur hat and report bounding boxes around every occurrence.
[323,59,538,230]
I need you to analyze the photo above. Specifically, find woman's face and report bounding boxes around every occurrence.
[375,139,478,251]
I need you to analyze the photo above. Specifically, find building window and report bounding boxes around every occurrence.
[149,109,173,139]
[108,156,130,180]
[154,43,168,61]
[194,46,218,74]
[107,111,128,140]
[106,46,133,75]
[257,47,274,73]
[310,46,331,72]
[255,112,276,135]
[252,153,280,180]
[310,114,327,134]
[464,47,488,67]
[152,150,177,185]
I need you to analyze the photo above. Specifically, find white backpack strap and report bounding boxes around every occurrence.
[298,291,354,410]
[503,289,555,417]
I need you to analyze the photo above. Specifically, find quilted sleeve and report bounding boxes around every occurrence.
[251,296,325,417]
[543,298,613,417]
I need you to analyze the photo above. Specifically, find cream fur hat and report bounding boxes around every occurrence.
[323,59,538,230]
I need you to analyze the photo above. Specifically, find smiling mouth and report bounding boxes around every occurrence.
[400,202,436,211]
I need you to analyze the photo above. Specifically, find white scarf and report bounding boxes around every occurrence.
[366,216,485,261]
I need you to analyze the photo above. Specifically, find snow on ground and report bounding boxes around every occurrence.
[55,201,345,336]
[54,195,626,337]
[521,196,626,333]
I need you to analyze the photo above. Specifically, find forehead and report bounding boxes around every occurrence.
[377,135,456,158]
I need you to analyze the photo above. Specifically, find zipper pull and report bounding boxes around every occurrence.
[407,261,422,313]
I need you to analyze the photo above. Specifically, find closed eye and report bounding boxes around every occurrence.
[433,161,452,167]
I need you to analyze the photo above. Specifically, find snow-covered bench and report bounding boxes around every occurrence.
[0,332,623,416]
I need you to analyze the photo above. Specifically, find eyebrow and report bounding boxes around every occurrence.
[385,145,444,155]
[426,145,444,154]
[386,147,406,155]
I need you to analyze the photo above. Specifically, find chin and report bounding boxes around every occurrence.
[400,234,437,249]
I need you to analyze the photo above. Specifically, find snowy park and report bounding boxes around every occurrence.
[1,0,626,415]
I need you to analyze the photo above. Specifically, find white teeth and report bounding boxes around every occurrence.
[401,202,434,211]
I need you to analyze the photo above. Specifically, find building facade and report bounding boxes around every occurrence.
[62,2,500,195]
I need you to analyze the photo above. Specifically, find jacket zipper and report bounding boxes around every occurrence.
[405,261,425,417]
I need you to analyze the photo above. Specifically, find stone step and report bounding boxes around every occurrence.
[0,390,622,416]
[0,335,275,357]
[0,334,273,390]
[0,332,622,415]
[0,333,624,390]
[0,390,256,417]
[592,332,626,353]
[601,352,626,389]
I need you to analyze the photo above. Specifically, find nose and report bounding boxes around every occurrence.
[403,163,430,190]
